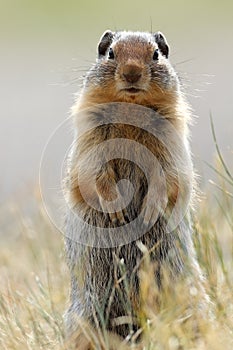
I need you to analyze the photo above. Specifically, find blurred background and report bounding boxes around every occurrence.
[1,0,233,204]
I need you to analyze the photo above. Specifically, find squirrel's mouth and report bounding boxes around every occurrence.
[123,87,143,94]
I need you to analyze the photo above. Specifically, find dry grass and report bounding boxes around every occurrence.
[0,160,233,349]
[0,192,68,350]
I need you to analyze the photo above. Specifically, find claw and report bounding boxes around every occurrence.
[122,208,130,223]
[109,212,118,224]
[108,209,129,226]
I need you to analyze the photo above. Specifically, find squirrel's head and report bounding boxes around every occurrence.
[84,30,180,108]
[98,30,169,59]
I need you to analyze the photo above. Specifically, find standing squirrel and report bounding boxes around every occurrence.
[64,30,207,342]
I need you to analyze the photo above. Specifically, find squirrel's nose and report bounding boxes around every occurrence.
[122,64,142,84]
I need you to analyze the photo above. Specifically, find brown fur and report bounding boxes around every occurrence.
[64,30,207,342]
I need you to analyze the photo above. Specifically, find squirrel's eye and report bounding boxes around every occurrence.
[108,48,115,59]
[153,49,159,60]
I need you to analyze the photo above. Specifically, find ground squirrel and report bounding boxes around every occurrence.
[64,30,207,342]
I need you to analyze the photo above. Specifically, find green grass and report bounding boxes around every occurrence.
[0,155,233,349]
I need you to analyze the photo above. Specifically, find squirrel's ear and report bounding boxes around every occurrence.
[154,32,169,58]
[98,30,114,58]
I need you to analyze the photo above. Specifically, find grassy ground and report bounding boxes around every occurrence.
[0,191,68,350]
[0,160,233,349]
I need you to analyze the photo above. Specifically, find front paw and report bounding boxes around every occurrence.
[99,193,130,225]
[141,190,168,227]
[96,172,130,225]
